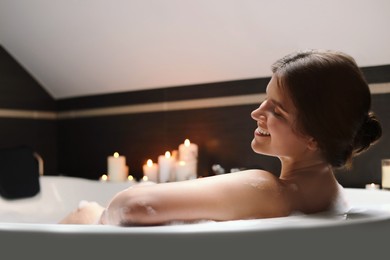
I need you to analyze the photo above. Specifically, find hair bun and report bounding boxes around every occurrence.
[353,112,382,155]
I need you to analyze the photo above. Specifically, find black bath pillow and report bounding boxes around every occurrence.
[0,146,40,199]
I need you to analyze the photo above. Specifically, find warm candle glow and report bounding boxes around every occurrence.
[128,175,134,181]
[365,183,380,190]
[147,159,153,167]
[143,175,149,181]
[184,139,190,147]
[165,151,171,158]
[113,152,119,158]
[179,160,186,166]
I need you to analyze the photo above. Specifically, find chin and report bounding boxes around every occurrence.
[251,141,267,156]
[251,141,276,157]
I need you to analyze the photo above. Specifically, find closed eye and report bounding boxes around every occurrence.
[260,98,286,119]
[272,108,284,119]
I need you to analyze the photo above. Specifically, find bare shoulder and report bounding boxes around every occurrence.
[199,169,295,219]
[217,169,289,190]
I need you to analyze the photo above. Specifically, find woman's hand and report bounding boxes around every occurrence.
[58,201,105,225]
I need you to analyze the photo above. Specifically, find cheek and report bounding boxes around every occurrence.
[269,120,306,150]
[268,118,289,136]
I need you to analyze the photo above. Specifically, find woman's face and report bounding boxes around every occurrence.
[251,75,313,161]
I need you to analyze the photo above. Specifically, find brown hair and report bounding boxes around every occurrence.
[271,49,382,168]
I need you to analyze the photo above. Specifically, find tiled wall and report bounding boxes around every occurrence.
[0,46,57,174]
[1,45,390,188]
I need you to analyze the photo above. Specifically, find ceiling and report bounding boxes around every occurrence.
[1,0,390,99]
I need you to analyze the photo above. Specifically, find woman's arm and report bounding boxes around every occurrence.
[99,170,292,225]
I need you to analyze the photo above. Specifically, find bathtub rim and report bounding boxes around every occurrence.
[1,206,390,236]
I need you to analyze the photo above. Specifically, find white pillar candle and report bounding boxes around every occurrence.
[171,150,178,160]
[365,183,380,190]
[382,159,390,189]
[169,150,178,182]
[107,152,127,182]
[186,160,197,179]
[158,151,174,183]
[143,159,158,183]
[178,139,198,162]
[175,161,191,181]
[175,160,197,181]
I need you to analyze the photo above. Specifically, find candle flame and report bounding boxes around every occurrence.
[184,139,190,147]
[143,175,149,181]
[147,159,153,167]
[165,151,171,158]
[113,152,119,158]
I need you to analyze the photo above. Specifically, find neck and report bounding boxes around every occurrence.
[279,156,332,180]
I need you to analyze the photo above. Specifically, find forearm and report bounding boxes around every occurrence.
[98,171,282,226]
[99,180,221,226]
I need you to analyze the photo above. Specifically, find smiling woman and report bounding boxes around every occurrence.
[59,49,382,226]
[271,50,382,169]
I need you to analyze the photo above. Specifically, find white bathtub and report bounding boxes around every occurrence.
[1,176,390,259]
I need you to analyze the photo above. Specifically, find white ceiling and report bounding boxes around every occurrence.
[1,0,390,99]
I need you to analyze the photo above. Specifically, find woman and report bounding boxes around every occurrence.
[60,49,382,225]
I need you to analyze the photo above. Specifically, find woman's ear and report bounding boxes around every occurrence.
[307,137,318,151]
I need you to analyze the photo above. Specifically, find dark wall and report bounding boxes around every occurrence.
[0,46,58,175]
[57,77,273,180]
[57,104,281,180]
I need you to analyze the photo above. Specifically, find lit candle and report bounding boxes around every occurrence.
[158,151,174,183]
[142,159,158,183]
[99,174,108,182]
[178,139,198,162]
[137,175,156,186]
[365,183,380,190]
[178,139,198,179]
[170,150,178,182]
[107,152,127,182]
[127,175,136,185]
[175,160,196,181]
[382,159,390,189]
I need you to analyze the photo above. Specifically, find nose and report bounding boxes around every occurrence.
[251,101,266,121]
